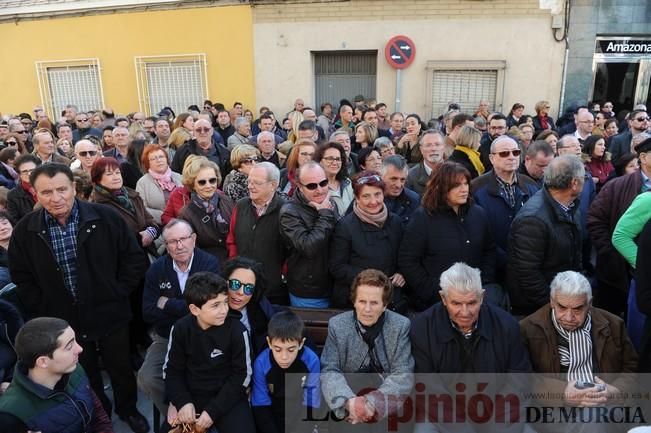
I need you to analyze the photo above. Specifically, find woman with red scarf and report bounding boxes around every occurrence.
[532,100,557,136]
[6,154,40,224]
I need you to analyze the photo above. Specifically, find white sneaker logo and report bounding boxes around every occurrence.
[210,348,223,358]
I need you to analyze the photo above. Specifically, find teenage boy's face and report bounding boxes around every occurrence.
[191,293,229,330]
[267,337,305,369]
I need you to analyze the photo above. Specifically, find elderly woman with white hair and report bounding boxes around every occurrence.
[411,262,531,373]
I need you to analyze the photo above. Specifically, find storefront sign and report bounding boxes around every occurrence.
[596,39,651,55]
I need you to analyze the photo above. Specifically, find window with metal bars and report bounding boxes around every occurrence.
[135,54,208,116]
[426,61,506,119]
[35,59,104,120]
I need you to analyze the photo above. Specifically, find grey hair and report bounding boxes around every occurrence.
[162,218,194,239]
[490,135,519,153]
[557,134,579,150]
[543,155,585,189]
[373,136,392,150]
[550,271,592,301]
[234,116,249,130]
[254,161,280,183]
[439,262,485,297]
[473,116,487,128]
[74,139,94,152]
[329,130,349,141]
[257,131,274,144]
[419,129,445,145]
[381,155,408,175]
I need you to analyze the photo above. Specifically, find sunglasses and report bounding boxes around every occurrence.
[635,117,650,122]
[228,278,255,296]
[5,141,17,146]
[355,174,381,185]
[493,149,522,158]
[300,179,328,190]
[78,150,97,157]
[77,118,89,122]
[197,177,218,186]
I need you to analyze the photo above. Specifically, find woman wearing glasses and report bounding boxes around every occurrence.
[179,157,234,263]
[2,133,25,155]
[329,171,406,312]
[399,162,496,311]
[222,256,277,355]
[532,100,556,136]
[136,144,182,225]
[279,139,317,197]
[223,144,260,203]
[315,141,353,216]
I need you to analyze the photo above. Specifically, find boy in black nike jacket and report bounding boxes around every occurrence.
[163,272,255,433]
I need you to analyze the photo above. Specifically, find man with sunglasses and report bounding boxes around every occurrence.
[72,112,102,144]
[507,155,586,315]
[74,139,100,174]
[610,109,649,163]
[139,218,218,417]
[171,118,231,179]
[279,162,338,308]
[471,136,539,284]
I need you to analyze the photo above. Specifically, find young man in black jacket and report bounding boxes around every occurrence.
[164,272,255,433]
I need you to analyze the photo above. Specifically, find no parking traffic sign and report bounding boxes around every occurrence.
[385,35,416,69]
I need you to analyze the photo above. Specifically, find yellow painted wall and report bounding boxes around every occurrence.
[0,5,254,117]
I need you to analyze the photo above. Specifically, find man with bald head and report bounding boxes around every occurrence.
[171,118,230,178]
[74,139,100,173]
[574,110,594,144]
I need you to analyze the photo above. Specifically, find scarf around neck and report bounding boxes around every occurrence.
[353,200,388,228]
[149,167,176,192]
[21,180,37,203]
[94,184,135,215]
[454,145,485,176]
[354,310,386,374]
[551,308,593,383]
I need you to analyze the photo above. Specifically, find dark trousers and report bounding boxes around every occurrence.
[79,324,138,418]
[162,398,255,433]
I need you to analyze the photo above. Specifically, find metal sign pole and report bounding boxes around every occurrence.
[395,69,402,113]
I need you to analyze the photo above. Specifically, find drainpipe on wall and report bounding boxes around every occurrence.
[551,0,571,113]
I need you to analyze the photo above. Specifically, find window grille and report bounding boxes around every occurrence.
[426,61,506,119]
[135,54,208,116]
[35,59,104,120]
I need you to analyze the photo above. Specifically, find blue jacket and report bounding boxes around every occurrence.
[471,171,539,278]
[142,248,219,338]
[385,187,420,227]
[411,302,532,373]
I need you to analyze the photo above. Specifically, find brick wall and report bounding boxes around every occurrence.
[252,0,551,23]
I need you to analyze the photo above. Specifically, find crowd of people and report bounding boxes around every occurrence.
[0,95,649,433]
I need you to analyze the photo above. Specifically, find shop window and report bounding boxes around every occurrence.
[426,60,506,119]
[135,54,208,116]
[35,59,104,120]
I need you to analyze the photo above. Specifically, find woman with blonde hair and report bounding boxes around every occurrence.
[353,121,378,152]
[166,127,192,160]
[223,144,260,202]
[286,110,305,144]
[532,100,556,135]
[448,125,484,179]
[279,139,317,196]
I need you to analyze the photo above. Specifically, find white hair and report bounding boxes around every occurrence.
[439,262,484,297]
[257,131,274,144]
[550,271,592,301]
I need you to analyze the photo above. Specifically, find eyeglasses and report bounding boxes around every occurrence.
[77,118,89,122]
[195,127,211,133]
[197,177,218,186]
[300,179,329,190]
[78,150,97,157]
[241,157,258,164]
[492,149,522,158]
[355,174,381,185]
[149,155,167,161]
[635,117,650,122]
[164,234,193,247]
[16,131,27,134]
[20,168,34,175]
[5,141,17,146]
[228,278,255,296]
[322,156,342,163]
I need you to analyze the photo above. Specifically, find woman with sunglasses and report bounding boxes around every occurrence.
[315,141,353,216]
[399,162,496,312]
[2,133,25,155]
[179,157,234,263]
[329,171,406,312]
[223,144,260,203]
[222,256,277,355]
[136,144,182,225]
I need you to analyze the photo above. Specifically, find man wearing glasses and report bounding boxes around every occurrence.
[139,218,218,418]
[171,118,231,179]
[610,109,649,162]
[478,113,508,172]
[279,162,337,308]
[72,112,102,144]
[574,110,595,143]
[74,139,100,174]
[8,120,31,153]
[472,136,539,284]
